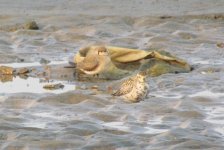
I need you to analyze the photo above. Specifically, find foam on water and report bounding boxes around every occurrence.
[22,122,47,129]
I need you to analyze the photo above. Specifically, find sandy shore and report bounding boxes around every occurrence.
[1,0,224,149]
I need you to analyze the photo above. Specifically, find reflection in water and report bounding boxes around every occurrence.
[0,76,75,94]
[0,61,68,68]
[0,75,13,82]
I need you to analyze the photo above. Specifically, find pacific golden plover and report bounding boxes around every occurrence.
[112,71,149,103]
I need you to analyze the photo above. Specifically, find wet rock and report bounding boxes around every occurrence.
[140,58,190,77]
[43,83,64,90]
[0,21,39,32]
[18,74,28,80]
[0,66,14,75]
[213,14,224,20]
[17,58,25,62]
[64,65,76,68]
[216,42,224,48]
[160,16,172,19]
[24,21,39,30]
[91,85,99,89]
[17,68,30,74]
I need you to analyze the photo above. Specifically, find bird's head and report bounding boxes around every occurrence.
[137,71,147,82]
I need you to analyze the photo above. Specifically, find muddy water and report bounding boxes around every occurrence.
[1,0,224,149]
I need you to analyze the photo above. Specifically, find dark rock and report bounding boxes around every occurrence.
[17,58,25,62]
[24,21,39,30]
[17,68,30,74]
[216,42,224,48]
[160,16,172,19]
[18,74,28,80]
[43,83,64,90]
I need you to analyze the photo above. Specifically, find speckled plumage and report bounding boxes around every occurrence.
[112,72,149,102]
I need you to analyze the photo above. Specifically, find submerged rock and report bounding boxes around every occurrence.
[18,74,28,80]
[17,68,30,74]
[0,66,15,75]
[24,21,39,30]
[216,42,224,48]
[0,21,39,32]
[43,83,64,90]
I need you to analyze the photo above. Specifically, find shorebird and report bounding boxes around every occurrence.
[112,71,149,103]
[76,46,112,76]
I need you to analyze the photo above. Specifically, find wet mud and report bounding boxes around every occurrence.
[1,0,224,149]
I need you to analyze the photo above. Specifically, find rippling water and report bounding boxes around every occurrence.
[1,0,224,149]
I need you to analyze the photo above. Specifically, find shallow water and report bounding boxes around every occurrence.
[1,0,224,150]
[0,61,68,68]
[0,76,75,94]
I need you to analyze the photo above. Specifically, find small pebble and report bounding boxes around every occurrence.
[216,42,224,48]
[43,83,64,90]
[91,85,98,89]
[17,68,30,74]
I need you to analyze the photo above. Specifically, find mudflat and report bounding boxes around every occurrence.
[1,0,224,149]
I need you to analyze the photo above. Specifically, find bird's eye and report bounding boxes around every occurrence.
[98,50,108,56]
